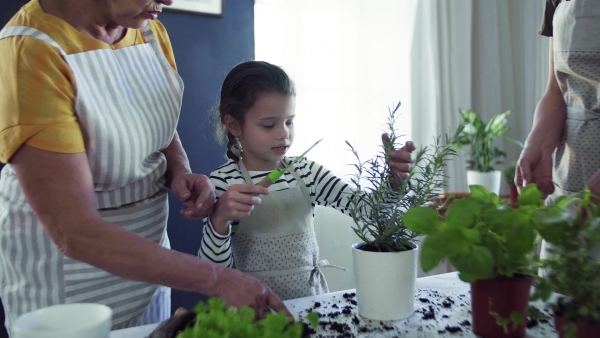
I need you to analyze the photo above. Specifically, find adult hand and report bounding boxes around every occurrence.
[171,173,216,220]
[586,169,600,205]
[213,267,293,320]
[209,184,269,234]
[382,133,416,180]
[515,147,554,197]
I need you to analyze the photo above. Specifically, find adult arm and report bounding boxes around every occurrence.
[10,145,290,318]
[515,38,567,196]
[161,131,215,220]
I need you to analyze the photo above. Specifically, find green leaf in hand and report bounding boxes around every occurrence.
[517,184,544,207]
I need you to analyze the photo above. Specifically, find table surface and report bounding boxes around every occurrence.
[110,272,558,337]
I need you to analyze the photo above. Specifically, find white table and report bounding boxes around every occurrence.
[110,272,558,337]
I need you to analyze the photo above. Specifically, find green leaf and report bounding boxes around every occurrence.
[505,222,535,255]
[419,235,447,272]
[428,228,471,257]
[534,209,573,244]
[469,185,498,202]
[517,184,544,206]
[177,298,304,338]
[403,207,441,234]
[444,198,481,227]
[458,226,480,242]
[450,245,494,280]
[485,110,511,137]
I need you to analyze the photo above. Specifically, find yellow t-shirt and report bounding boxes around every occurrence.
[0,0,177,163]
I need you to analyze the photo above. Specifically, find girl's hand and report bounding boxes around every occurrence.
[383,133,416,180]
[209,184,269,234]
[172,173,216,220]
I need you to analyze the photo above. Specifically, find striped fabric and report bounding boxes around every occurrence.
[0,0,177,164]
[198,157,374,266]
[0,23,182,335]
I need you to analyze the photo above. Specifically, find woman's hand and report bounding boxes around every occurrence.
[171,173,216,220]
[213,266,292,320]
[586,169,600,205]
[515,146,554,197]
[383,133,416,181]
[209,184,269,234]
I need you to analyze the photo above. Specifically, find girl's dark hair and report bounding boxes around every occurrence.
[211,61,296,162]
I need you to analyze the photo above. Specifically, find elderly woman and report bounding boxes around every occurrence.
[0,0,289,335]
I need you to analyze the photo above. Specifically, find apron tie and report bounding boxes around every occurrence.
[309,259,348,287]
[245,259,347,283]
[565,106,600,121]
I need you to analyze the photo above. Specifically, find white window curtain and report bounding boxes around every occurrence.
[255,0,418,179]
[411,0,548,193]
[253,0,549,292]
[254,0,419,292]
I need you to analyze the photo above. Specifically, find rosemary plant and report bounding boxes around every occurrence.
[346,102,462,252]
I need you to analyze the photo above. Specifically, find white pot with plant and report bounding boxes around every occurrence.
[345,102,461,321]
[455,108,511,195]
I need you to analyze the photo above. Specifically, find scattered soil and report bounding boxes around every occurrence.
[297,289,556,337]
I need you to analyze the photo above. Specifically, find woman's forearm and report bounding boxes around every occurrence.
[524,37,567,154]
[162,131,192,189]
[11,145,222,297]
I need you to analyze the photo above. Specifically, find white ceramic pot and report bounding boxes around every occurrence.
[12,303,112,338]
[352,242,417,321]
[466,170,502,195]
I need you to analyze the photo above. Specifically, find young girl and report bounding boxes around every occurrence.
[199,61,415,300]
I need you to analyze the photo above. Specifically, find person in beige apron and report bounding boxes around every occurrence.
[233,160,344,300]
[198,60,416,300]
[0,1,290,335]
[516,0,600,259]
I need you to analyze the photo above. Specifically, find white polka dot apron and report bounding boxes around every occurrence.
[543,0,600,258]
[233,161,343,300]
[0,24,182,334]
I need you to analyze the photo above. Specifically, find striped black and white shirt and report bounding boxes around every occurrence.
[198,157,365,267]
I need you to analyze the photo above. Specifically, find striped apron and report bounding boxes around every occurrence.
[232,161,346,300]
[0,24,182,334]
[542,0,600,258]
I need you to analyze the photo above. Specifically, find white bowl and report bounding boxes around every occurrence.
[12,303,112,338]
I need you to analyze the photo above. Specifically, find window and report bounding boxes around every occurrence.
[255,0,417,178]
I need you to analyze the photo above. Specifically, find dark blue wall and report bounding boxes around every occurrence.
[1,0,254,315]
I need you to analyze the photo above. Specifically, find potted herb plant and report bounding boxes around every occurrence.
[149,298,319,338]
[531,188,600,338]
[455,108,512,194]
[345,102,461,321]
[404,183,544,338]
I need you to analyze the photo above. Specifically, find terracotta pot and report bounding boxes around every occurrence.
[470,276,533,338]
[509,184,518,205]
[554,314,600,338]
